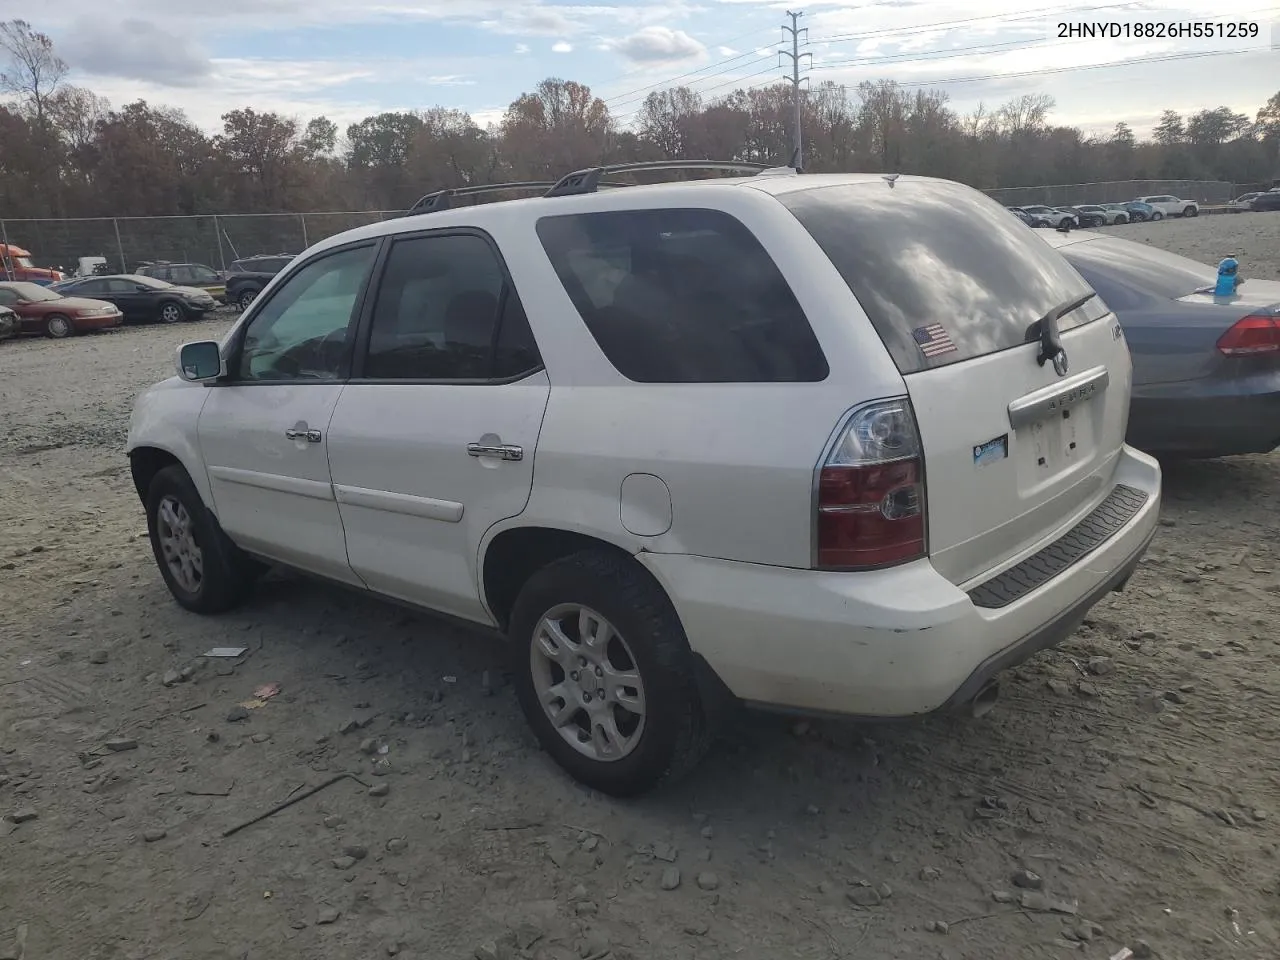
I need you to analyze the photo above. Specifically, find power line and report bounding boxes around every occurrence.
[599,1,1133,110]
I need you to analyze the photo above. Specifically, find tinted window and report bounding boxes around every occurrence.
[536,208,828,383]
[237,245,375,381]
[168,266,195,283]
[779,181,1110,374]
[0,288,15,305]
[107,278,140,293]
[1061,236,1216,303]
[191,265,219,283]
[74,279,106,294]
[363,233,540,380]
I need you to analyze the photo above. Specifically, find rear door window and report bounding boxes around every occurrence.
[779,180,1111,375]
[535,207,828,383]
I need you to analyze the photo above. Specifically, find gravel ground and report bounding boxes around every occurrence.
[3,219,1280,960]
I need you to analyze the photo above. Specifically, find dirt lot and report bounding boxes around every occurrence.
[3,216,1280,960]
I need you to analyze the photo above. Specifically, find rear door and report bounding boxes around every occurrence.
[780,179,1132,587]
[326,229,549,624]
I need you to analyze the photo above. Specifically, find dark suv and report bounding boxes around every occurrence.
[225,254,295,311]
[136,262,227,303]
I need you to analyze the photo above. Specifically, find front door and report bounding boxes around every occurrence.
[197,241,380,585]
[326,230,549,624]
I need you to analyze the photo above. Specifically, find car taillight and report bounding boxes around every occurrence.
[1217,314,1280,356]
[815,399,927,570]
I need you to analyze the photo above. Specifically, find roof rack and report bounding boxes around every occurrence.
[545,160,772,198]
[405,182,560,216]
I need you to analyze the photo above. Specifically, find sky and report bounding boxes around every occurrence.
[23,1,1280,140]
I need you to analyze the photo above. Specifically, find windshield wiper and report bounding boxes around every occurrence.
[1027,291,1097,368]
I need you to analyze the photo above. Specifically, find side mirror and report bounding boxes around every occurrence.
[177,341,225,382]
[136,284,151,292]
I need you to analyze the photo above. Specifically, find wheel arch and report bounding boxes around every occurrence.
[128,443,214,514]
[480,525,640,632]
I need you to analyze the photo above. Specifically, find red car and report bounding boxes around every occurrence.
[0,281,123,338]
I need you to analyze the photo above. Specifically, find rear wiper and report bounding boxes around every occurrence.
[1027,291,1097,368]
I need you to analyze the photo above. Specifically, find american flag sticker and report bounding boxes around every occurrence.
[912,323,958,359]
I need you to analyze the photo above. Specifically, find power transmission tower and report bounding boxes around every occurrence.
[780,10,811,170]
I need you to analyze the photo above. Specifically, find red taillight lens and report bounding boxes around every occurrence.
[1217,314,1280,356]
[815,399,927,570]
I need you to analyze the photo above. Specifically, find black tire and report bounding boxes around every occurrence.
[44,313,74,339]
[1183,206,1197,218]
[509,550,710,797]
[1151,211,1164,221]
[145,465,257,614]
[236,287,259,311]
[158,300,186,325]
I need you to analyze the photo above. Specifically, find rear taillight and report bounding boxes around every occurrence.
[815,399,927,570]
[1217,314,1280,356]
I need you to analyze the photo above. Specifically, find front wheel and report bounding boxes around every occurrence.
[44,314,74,338]
[1151,211,1164,221]
[146,465,257,614]
[510,550,710,797]
[158,301,186,324]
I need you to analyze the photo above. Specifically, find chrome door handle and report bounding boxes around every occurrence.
[467,442,523,461]
[285,428,322,443]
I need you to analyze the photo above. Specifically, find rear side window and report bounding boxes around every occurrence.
[1062,236,1215,302]
[781,181,1110,374]
[535,207,828,383]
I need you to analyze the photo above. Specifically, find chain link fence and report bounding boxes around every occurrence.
[984,179,1237,207]
[0,182,1247,274]
[0,211,407,275]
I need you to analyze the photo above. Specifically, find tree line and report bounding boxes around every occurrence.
[1,18,1278,221]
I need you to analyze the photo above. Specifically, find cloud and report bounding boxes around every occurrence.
[59,18,213,86]
[608,26,706,63]
[514,43,531,54]
[552,41,574,53]
[481,7,582,37]
[717,45,739,56]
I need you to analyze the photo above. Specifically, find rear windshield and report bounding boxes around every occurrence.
[1060,236,1217,301]
[780,181,1110,374]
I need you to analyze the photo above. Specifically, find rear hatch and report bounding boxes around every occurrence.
[780,179,1132,587]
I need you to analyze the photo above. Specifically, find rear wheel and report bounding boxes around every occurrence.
[158,300,186,324]
[146,465,258,614]
[1183,206,1197,217]
[1151,211,1165,221]
[236,288,259,311]
[510,550,709,797]
[44,314,74,339]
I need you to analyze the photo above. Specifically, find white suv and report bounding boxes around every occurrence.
[1136,195,1199,218]
[127,164,1162,796]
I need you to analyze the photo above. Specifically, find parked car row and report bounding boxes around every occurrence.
[0,272,219,340]
[1008,195,1201,229]
[1226,188,1280,213]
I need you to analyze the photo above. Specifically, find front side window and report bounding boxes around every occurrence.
[362,233,541,381]
[236,245,376,381]
[73,279,106,295]
[536,207,828,383]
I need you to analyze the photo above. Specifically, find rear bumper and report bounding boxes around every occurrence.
[640,445,1161,718]
[1128,381,1280,457]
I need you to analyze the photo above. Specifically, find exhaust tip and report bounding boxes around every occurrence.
[970,680,1000,719]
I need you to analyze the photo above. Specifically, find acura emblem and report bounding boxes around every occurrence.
[1052,349,1070,377]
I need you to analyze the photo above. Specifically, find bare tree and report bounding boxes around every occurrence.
[0,19,68,126]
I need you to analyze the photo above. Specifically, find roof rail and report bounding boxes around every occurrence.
[405,182,560,216]
[545,160,771,198]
